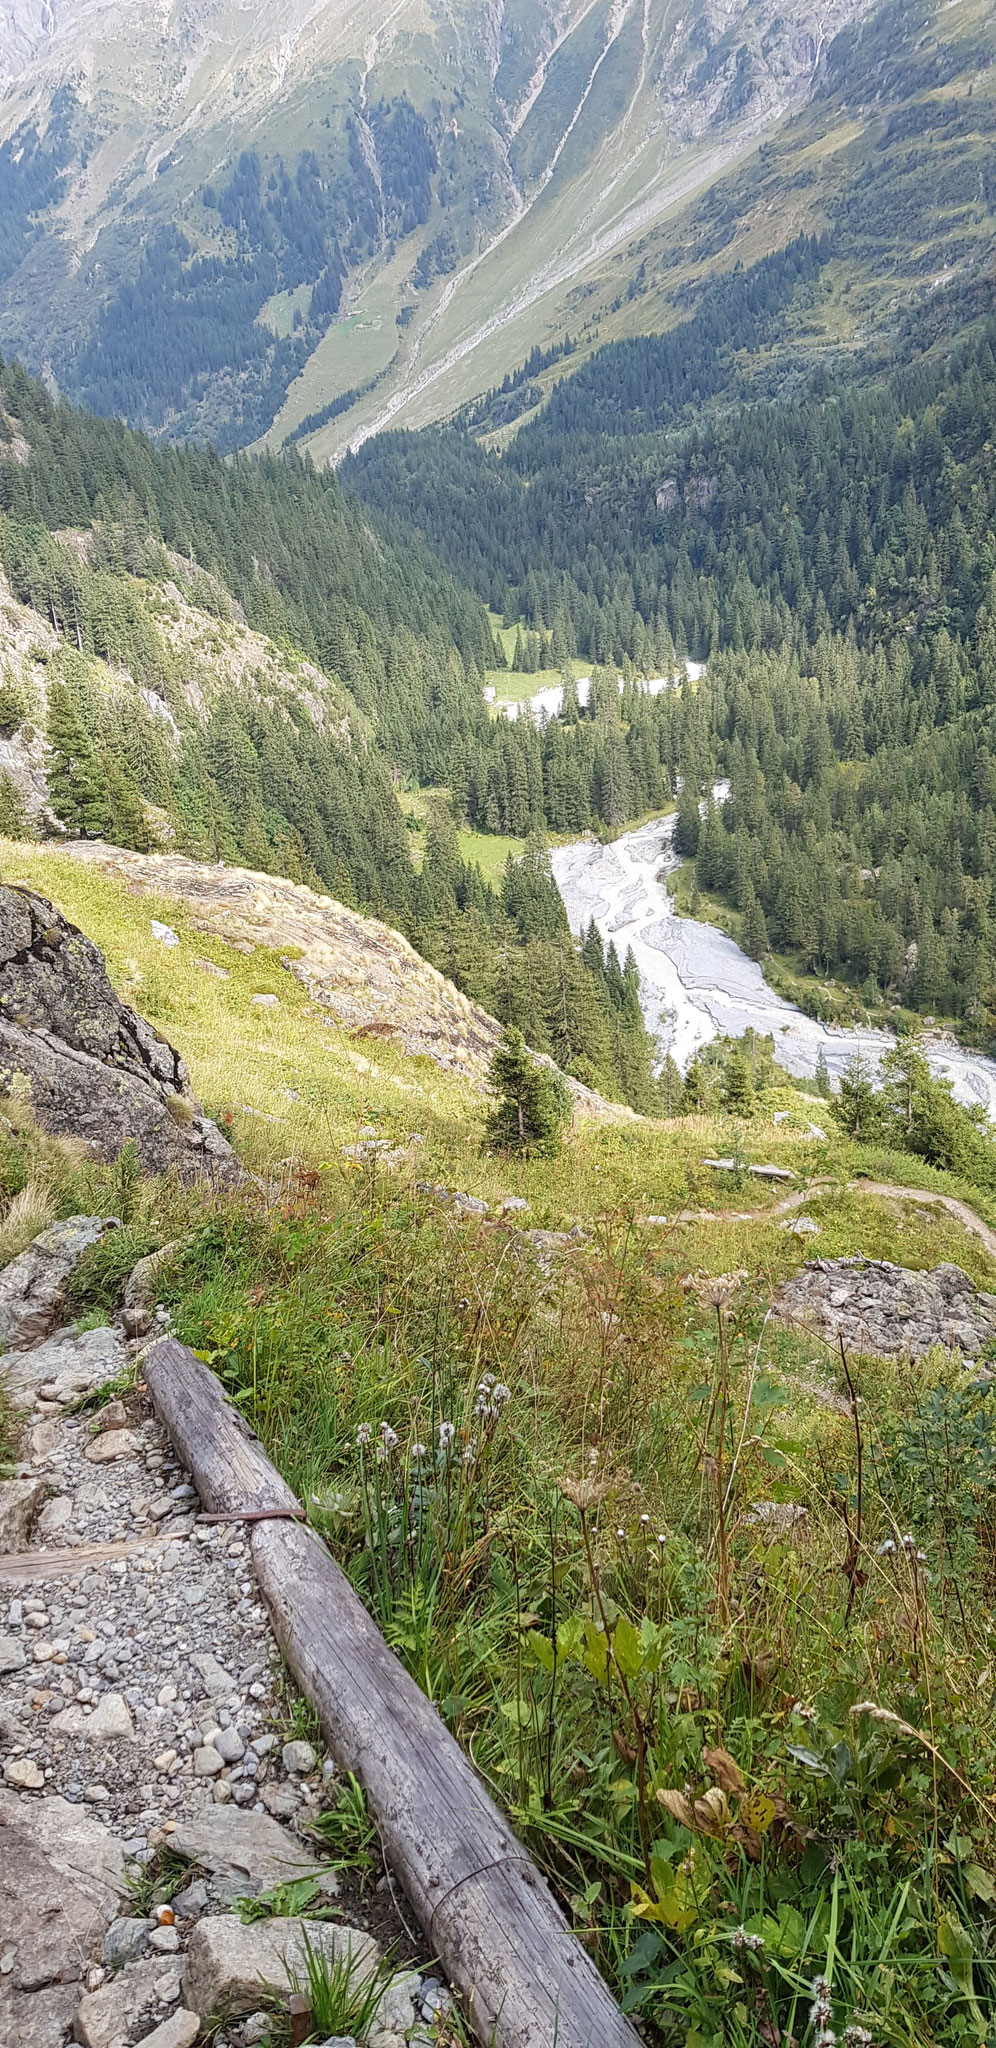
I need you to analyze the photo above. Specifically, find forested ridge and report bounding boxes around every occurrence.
[346,251,996,1043]
[0,357,660,1110]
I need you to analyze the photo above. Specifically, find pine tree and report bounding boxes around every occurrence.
[484,1026,570,1157]
[741,885,769,962]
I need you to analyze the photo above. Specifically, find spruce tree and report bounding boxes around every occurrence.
[484,1026,570,1157]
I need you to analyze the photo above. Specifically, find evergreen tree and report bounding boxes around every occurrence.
[483,1026,570,1157]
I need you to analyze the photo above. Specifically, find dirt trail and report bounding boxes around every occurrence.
[675,1178,996,1263]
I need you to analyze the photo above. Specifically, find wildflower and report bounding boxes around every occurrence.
[410,1442,427,1461]
[477,1372,495,1392]
[731,1925,765,1954]
[356,1423,372,1447]
[492,1381,512,1406]
[901,1533,916,1550]
[462,1441,477,1466]
[379,1423,399,1451]
[615,1528,626,1541]
[875,1539,896,1555]
[657,1533,667,1545]
[844,2028,874,2048]
[815,2034,837,2048]
[438,1421,456,1448]
[915,1550,927,1564]
[810,1978,832,2031]
[639,1513,650,1526]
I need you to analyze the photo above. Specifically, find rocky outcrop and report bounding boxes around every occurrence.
[0,1216,118,1354]
[0,885,240,1181]
[774,1257,996,1360]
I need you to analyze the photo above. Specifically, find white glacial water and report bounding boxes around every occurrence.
[495,662,705,722]
[550,813,996,1119]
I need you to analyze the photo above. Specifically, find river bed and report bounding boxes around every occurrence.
[550,814,996,1119]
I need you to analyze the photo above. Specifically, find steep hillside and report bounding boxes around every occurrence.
[0,0,879,454]
[4,843,996,2045]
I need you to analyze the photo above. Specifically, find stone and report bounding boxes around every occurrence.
[192,1744,225,1776]
[0,1636,26,1672]
[0,1808,123,2045]
[11,1323,127,1408]
[169,1806,323,1893]
[191,1650,234,1700]
[498,1195,529,1214]
[0,1477,46,1553]
[774,1256,996,1361]
[123,1244,184,1337]
[0,1790,126,1893]
[281,1738,316,1775]
[0,886,242,1184]
[251,992,278,1006]
[0,1216,118,1358]
[103,1917,151,1968]
[260,1781,300,1820]
[781,1215,821,1237]
[88,1692,136,1742]
[75,1957,172,2048]
[135,2013,200,2048]
[215,1726,244,1763]
[85,1429,141,1464]
[182,1916,379,2021]
[35,1495,72,1538]
[93,1399,129,1430]
[151,922,180,948]
[371,1969,420,2035]
[148,1926,180,1954]
[4,1757,44,1789]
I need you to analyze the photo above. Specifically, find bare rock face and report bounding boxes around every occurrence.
[0,1793,125,2048]
[0,884,240,1182]
[774,1257,996,1360]
[0,1215,118,1354]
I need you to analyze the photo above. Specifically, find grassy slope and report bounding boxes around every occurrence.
[6,840,996,2040]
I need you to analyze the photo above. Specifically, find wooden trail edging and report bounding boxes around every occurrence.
[144,1338,642,2048]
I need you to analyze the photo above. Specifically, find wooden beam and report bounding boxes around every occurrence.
[144,1337,641,2048]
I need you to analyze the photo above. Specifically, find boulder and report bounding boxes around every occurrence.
[168,1806,325,1895]
[0,1806,124,2048]
[182,1915,379,2021]
[0,1475,46,1552]
[0,1217,118,1356]
[0,1791,126,1896]
[75,1956,179,2048]
[135,2014,200,2048]
[0,884,241,1183]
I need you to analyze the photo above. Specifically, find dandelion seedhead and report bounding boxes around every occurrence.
[875,1538,895,1555]
[410,1442,427,1461]
[844,2027,874,2047]
[356,1423,372,1447]
[438,1420,456,1449]
[810,1977,832,2031]
[731,1925,765,1954]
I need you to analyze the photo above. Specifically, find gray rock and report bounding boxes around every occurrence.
[0,885,242,1184]
[0,1476,46,1553]
[191,1650,234,1700]
[88,1692,135,1742]
[75,1957,172,2048]
[498,1195,529,1214]
[103,1917,151,1968]
[0,1791,125,1894]
[84,1428,141,1464]
[0,1808,122,2045]
[170,1880,209,1921]
[183,1916,379,2021]
[281,1738,316,1775]
[215,1726,245,1763]
[781,1215,821,1237]
[0,1215,118,1357]
[169,1806,324,1892]
[775,1256,996,1361]
[29,1324,127,1405]
[0,1636,26,1672]
[371,1968,421,2034]
[134,2013,200,2048]
[192,1744,225,1776]
[260,1781,300,1820]
[4,1757,44,1789]
[148,1926,180,1955]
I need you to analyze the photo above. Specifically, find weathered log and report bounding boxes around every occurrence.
[144,1337,641,2048]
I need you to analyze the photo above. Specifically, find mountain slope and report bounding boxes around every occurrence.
[0,0,878,454]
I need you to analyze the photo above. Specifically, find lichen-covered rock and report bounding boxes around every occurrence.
[774,1257,996,1360]
[0,1216,118,1354]
[0,884,240,1182]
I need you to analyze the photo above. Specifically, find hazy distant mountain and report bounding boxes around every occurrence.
[0,0,991,456]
